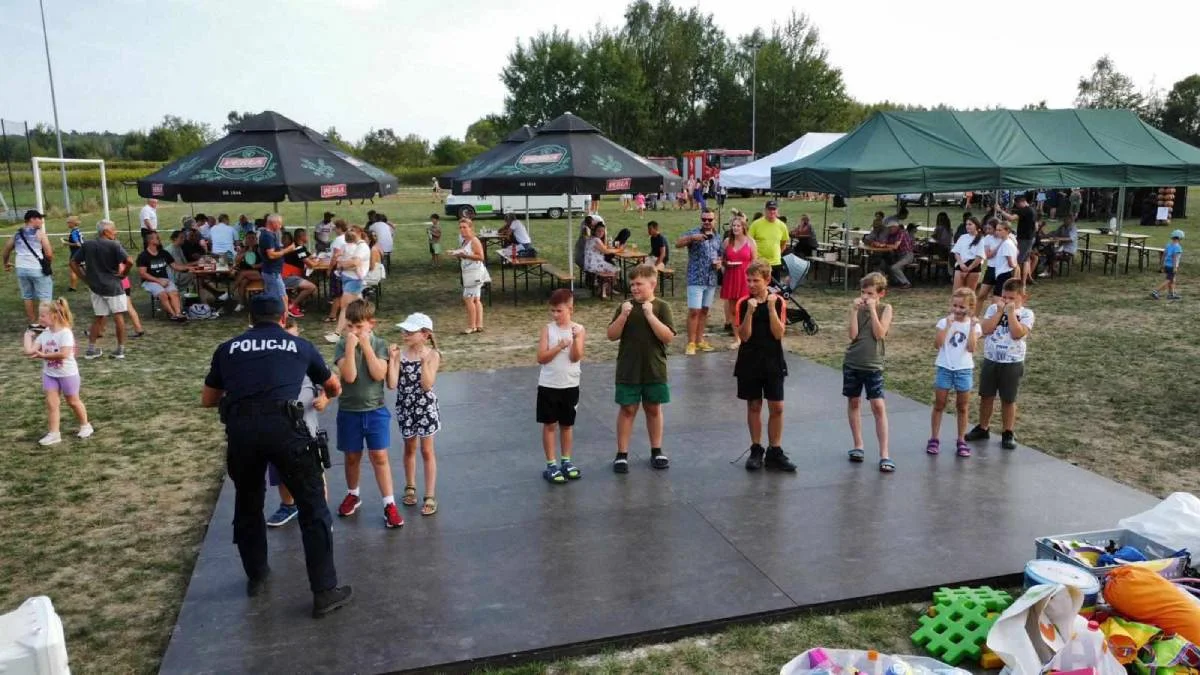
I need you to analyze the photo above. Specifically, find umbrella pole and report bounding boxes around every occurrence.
[305,201,309,226]
[122,182,134,249]
[525,195,530,238]
[567,195,574,292]
[844,196,852,293]
[823,194,829,237]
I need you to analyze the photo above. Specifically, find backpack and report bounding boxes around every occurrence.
[187,303,218,320]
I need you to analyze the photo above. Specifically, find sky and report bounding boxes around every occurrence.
[1,0,1197,149]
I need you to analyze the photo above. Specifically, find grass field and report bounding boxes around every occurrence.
[0,190,1196,673]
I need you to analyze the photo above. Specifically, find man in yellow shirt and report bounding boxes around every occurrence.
[748,200,790,281]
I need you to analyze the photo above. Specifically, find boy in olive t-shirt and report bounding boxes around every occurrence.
[843,272,895,472]
[606,264,676,473]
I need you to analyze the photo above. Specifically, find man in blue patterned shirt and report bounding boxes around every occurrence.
[676,207,723,355]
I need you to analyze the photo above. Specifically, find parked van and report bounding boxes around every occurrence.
[444,194,592,220]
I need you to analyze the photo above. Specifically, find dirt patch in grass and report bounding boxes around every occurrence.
[0,192,1195,672]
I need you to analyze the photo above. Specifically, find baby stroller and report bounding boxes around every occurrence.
[770,252,819,335]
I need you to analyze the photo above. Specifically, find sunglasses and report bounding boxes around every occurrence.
[701,218,714,223]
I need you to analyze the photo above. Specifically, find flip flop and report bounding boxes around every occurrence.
[879,458,896,473]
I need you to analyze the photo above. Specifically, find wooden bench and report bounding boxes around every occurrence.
[658,267,674,296]
[540,264,574,289]
[1080,248,1118,274]
[1141,246,1166,271]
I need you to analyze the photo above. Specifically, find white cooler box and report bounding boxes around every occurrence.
[0,597,70,675]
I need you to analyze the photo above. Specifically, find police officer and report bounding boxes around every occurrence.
[201,294,353,618]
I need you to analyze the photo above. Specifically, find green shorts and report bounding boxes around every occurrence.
[614,382,671,406]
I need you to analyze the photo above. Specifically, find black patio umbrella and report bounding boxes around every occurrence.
[436,125,535,190]
[137,111,397,203]
[451,113,677,196]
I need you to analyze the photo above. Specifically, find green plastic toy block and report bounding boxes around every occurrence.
[911,598,995,666]
[931,586,1014,612]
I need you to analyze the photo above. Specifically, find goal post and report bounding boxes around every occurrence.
[32,157,109,221]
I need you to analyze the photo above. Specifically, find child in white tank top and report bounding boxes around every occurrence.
[535,289,586,483]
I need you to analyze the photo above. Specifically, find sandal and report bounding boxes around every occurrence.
[848,448,865,462]
[421,496,437,516]
[460,328,478,335]
[926,438,940,455]
[879,458,896,473]
[322,317,337,323]
[402,485,417,506]
[956,440,972,458]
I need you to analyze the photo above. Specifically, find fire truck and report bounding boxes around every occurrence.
[646,156,680,175]
[682,149,754,185]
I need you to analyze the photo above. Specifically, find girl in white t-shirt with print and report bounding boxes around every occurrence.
[927,288,981,458]
[22,298,93,446]
[976,219,1019,313]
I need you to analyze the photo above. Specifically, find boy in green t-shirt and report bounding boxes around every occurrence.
[843,272,895,472]
[606,263,676,473]
[332,299,403,529]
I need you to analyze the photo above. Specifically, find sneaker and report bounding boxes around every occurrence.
[28,323,45,332]
[324,333,341,344]
[77,424,94,439]
[764,446,797,472]
[288,305,304,318]
[109,348,125,360]
[1001,430,1017,450]
[1150,290,1161,299]
[234,303,245,312]
[337,493,361,517]
[543,464,566,484]
[744,444,765,471]
[266,503,299,527]
[84,347,103,360]
[560,459,581,480]
[384,503,404,528]
[697,341,715,352]
[612,455,629,474]
[38,431,62,446]
[1168,293,1182,300]
[131,331,145,338]
[964,425,990,441]
[956,440,972,457]
[685,342,697,355]
[312,585,353,618]
[218,292,230,302]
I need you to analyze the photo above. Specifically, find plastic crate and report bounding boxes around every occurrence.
[1035,528,1190,581]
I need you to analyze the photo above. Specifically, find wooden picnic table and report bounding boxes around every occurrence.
[477,232,504,261]
[498,257,547,305]
[1105,233,1149,273]
[613,249,647,297]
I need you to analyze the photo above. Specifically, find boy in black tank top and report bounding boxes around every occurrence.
[734,260,796,472]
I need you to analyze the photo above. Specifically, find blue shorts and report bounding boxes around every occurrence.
[686,284,717,309]
[336,407,391,452]
[1165,266,1175,281]
[934,366,973,392]
[261,271,286,300]
[342,278,364,295]
[17,269,53,301]
[842,364,885,400]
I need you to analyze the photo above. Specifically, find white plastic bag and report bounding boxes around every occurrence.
[779,647,970,675]
[987,584,1123,675]
[1118,492,1200,554]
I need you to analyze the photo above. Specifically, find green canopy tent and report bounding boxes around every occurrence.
[771,109,1200,288]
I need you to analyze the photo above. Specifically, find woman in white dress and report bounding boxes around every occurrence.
[583,222,621,300]
[452,218,490,334]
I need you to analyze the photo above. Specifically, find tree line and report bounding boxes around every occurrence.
[2,2,1197,171]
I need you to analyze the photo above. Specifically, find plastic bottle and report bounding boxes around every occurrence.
[866,650,882,675]
[1054,620,1111,673]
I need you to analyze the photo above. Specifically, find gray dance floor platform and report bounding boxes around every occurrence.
[160,353,1155,674]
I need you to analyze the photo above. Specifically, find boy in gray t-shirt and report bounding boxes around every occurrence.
[842,272,895,472]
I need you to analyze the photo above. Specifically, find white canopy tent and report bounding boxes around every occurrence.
[721,132,845,190]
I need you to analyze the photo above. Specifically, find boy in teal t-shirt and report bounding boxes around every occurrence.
[1151,229,1184,300]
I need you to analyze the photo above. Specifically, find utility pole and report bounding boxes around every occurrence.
[39,0,70,213]
[750,42,762,157]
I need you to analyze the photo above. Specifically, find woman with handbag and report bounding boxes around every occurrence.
[3,209,55,329]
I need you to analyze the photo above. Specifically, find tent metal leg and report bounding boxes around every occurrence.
[567,195,574,292]
[843,197,852,292]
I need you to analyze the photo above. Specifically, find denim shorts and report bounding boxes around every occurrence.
[261,272,286,300]
[342,278,364,296]
[686,284,717,309]
[934,366,973,392]
[1165,266,1176,281]
[142,280,178,296]
[17,269,53,301]
[336,407,391,452]
[842,364,885,400]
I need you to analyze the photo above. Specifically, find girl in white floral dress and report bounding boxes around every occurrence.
[388,312,442,516]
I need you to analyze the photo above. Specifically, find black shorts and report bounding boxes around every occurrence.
[992,271,1013,295]
[536,386,579,426]
[982,267,996,285]
[736,373,785,402]
[1165,266,1176,281]
[979,359,1024,403]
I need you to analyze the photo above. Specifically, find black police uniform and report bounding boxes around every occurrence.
[204,319,339,596]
